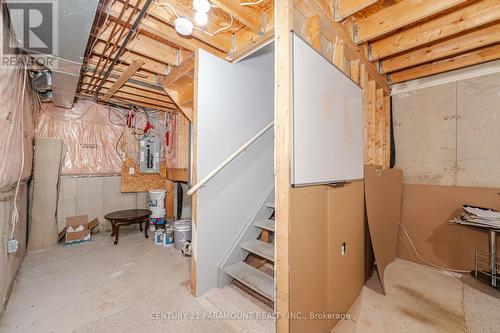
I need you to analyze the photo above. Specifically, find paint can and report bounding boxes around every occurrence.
[163,225,174,247]
[154,229,164,245]
[148,189,166,208]
[173,220,192,250]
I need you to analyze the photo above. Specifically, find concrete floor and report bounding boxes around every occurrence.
[333,259,500,333]
[2,229,499,333]
[0,229,274,333]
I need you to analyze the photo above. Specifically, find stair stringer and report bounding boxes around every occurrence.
[217,184,275,288]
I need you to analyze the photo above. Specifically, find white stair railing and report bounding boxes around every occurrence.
[187,121,274,196]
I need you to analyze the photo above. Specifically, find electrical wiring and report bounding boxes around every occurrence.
[156,1,179,18]
[399,223,469,274]
[193,13,233,36]
[240,0,263,6]
[10,55,28,241]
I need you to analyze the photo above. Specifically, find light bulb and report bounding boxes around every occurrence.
[195,11,208,26]
[193,0,210,13]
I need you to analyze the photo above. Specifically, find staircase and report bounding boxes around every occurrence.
[223,200,275,302]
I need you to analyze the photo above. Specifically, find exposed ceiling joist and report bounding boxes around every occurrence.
[389,43,500,84]
[354,0,468,44]
[210,0,264,33]
[102,60,145,102]
[159,57,195,87]
[334,0,378,21]
[369,0,500,61]
[381,23,500,73]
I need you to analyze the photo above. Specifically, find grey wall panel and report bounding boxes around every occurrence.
[196,45,274,295]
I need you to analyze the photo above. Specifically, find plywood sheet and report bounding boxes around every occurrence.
[364,165,403,292]
[397,183,500,270]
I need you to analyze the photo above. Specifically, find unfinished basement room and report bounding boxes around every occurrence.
[1,0,500,332]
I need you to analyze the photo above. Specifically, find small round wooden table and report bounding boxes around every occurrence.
[104,209,151,245]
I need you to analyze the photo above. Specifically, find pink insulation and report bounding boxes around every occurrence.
[36,100,123,175]
[0,62,34,191]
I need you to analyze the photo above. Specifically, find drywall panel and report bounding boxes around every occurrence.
[292,34,363,186]
[196,45,274,295]
[457,72,500,187]
[397,183,500,270]
[364,166,403,292]
[289,182,365,332]
[393,83,457,185]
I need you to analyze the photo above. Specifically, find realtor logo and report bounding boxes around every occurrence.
[2,0,58,68]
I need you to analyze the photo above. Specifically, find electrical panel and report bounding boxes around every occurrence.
[139,136,160,173]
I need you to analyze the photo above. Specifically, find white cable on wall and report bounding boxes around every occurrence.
[399,223,469,273]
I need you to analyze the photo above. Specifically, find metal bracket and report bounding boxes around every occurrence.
[352,24,359,44]
[259,12,267,36]
[227,33,236,59]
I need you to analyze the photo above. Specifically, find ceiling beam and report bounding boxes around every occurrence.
[334,0,378,21]
[101,60,145,102]
[113,0,231,55]
[389,43,500,83]
[159,57,195,88]
[381,23,500,73]
[210,0,264,33]
[369,0,500,60]
[354,0,467,44]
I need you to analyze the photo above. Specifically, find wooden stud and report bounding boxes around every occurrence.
[306,14,321,50]
[275,0,292,330]
[354,0,467,44]
[334,0,378,21]
[369,0,500,60]
[389,43,500,83]
[366,80,376,165]
[375,88,385,167]
[381,24,500,73]
[333,38,346,73]
[384,94,391,169]
[210,0,264,33]
[101,60,145,102]
[350,59,360,84]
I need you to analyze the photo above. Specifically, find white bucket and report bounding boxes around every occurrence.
[148,189,166,208]
[150,207,166,219]
[173,220,192,250]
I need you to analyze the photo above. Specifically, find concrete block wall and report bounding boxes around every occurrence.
[56,175,148,233]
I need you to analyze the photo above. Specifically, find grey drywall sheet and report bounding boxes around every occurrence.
[196,45,274,295]
[29,138,64,250]
[394,71,500,188]
[292,33,363,186]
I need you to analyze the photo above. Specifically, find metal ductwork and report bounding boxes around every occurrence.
[31,70,52,92]
[7,0,100,108]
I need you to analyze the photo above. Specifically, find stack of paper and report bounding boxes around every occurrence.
[449,205,500,230]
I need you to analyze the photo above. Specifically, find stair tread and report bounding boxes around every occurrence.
[241,239,274,262]
[254,219,275,232]
[266,201,275,209]
[225,262,274,301]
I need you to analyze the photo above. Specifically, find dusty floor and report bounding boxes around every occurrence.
[333,259,500,333]
[0,229,274,333]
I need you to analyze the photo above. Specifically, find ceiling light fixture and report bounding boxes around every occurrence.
[193,0,210,13]
[194,11,208,26]
[174,17,193,36]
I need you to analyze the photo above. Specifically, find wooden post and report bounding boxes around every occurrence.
[276,0,292,330]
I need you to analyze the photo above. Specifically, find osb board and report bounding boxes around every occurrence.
[289,181,365,332]
[121,158,168,192]
[364,165,403,293]
[397,183,500,270]
[175,113,190,170]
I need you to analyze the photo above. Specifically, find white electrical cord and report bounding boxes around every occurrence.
[156,1,179,18]
[240,0,263,6]
[193,13,233,36]
[399,223,469,273]
[10,56,28,240]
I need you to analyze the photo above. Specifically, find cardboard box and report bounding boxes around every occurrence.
[60,215,99,245]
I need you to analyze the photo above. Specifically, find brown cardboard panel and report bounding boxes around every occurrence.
[88,218,99,230]
[397,183,500,270]
[364,165,403,293]
[66,215,89,228]
[289,182,365,332]
[66,230,90,242]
